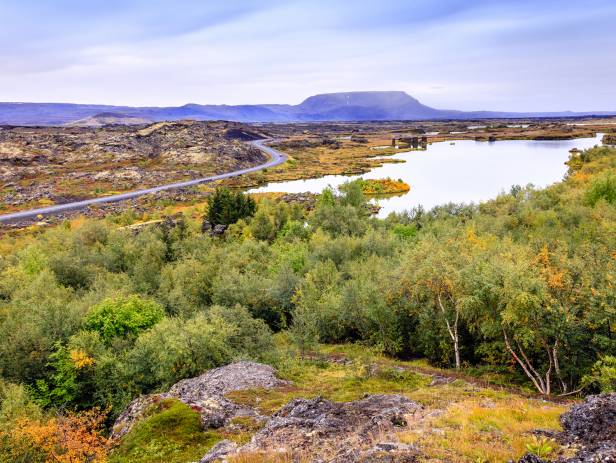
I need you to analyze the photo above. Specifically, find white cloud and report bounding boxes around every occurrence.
[0,0,614,110]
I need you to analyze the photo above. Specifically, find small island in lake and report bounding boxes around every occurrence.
[358,178,410,195]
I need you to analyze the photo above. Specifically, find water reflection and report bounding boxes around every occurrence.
[249,134,604,217]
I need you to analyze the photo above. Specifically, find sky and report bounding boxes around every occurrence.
[1,0,615,111]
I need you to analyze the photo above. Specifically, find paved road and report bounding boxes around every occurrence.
[0,139,286,224]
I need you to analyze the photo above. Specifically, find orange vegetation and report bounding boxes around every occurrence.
[7,408,109,463]
[359,178,410,195]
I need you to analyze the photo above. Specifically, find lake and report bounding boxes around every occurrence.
[249,134,604,217]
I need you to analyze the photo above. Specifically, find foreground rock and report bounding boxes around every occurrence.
[200,394,424,463]
[560,393,616,444]
[518,393,616,463]
[111,361,288,439]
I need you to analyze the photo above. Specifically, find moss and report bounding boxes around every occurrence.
[225,360,429,415]
[226,416,265,445]
[229,415,263,431]
[109,399,221,463]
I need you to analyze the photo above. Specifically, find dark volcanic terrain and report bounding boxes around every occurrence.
[0,121,267,211]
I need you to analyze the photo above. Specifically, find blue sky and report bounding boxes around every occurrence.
[1,0,615,111]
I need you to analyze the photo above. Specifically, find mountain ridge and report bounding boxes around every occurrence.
[0,91,614,126]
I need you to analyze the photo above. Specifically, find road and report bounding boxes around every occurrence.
[0,139,286,224]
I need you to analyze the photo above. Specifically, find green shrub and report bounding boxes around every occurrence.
[582,356,616,392]
[128,314,233,389]
[586,173,616,206]
[392,223,417,240]
[206,188,256,226]
[85,295,164,344]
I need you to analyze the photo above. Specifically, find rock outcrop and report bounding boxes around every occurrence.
[199,394,424,463]
[111,361,288,439]
[560,393,616,444]
[518,393,616,463]
[199,440,239,463]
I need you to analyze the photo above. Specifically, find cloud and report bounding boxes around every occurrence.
[0,0,615,110]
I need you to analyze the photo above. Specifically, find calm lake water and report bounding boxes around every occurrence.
[249,134,604,217]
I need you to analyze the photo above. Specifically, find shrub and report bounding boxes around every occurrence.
[128,314,233,389]
[582,356,616,392]
[3,408,109,463]
[585,173,616,206]
[85,295,165,344]
[206,188,256,226]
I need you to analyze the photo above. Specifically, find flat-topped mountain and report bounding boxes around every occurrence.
[292,91,444,120]
[1,91,614,125]
[66,112,153,127]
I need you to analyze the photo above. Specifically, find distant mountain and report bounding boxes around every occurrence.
[66,112,152,127]
[0,91,614,126]
[291,91,444,120]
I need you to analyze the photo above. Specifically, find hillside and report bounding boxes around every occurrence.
[66,112,153,127]
[0,142,615,462]
[1,91,615,125]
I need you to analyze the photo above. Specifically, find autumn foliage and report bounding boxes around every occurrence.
[358,178,410,195]
[3,408,109,463]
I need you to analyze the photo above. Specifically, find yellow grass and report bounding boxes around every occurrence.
[398,396,565,463]
[224,136,406,190]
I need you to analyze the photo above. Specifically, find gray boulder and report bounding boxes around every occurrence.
[332,442,420,463]
[199,440,239,463]
[111,361,288,439]
[560,393,616,444]
[239,394,424,462]
[518,393,616,463]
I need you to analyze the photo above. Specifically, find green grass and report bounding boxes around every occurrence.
[109,399,222,463]
[226,359,430,415]
[110,345,571,463]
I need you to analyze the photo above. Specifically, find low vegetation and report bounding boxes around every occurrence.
[603,133,616,145]
[358,178,410,195]
[399,395,563,462]
[0,144,614,461]
[225,135,405,190]
[109,399,221,463]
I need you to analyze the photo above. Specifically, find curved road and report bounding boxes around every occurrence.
[0,139,286,224]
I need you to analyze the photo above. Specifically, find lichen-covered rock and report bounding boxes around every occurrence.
[560,393,616,444]
[518,393,616,463]
[332,442,420,463]
[238,394,424,462]
[168,361,286,400]
[109,394,161,440]
[199,440,239,463]
[111,361,288,440]
[561,441,616,463]
[516,454,547,463]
